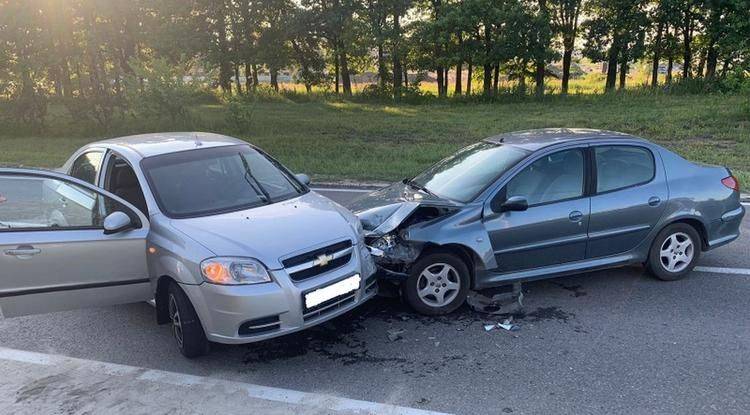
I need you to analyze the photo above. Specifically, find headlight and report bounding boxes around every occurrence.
[200,257,271,285]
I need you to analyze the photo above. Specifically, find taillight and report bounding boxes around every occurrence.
[721,176,740,192]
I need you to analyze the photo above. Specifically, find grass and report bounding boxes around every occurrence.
[1,93,748,185]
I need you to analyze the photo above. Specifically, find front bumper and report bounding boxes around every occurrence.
[181,244,377,344]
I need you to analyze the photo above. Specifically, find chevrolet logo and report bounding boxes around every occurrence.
[314,253,334,267]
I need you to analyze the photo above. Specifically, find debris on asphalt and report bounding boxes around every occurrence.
[498,317,520,332]
[387,329,405,342]
[483,317,521,333]
[467,283,524,315]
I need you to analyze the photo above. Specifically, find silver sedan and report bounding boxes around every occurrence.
[0,133,377,357]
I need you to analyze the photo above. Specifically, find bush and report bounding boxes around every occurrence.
[124,57,205,123]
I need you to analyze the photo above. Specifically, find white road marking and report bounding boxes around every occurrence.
[312,187,374,193]
[694,266,750,276]
[0,346,449,415]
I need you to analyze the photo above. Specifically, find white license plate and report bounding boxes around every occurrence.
[305,274,361,309]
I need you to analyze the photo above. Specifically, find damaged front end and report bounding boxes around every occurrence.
[356,200,459,279]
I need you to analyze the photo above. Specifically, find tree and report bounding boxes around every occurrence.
[550,0,584,94]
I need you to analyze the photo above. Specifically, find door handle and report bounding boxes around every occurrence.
[648,196,661,207]
[4,247,41,257]
[569,211,584,222]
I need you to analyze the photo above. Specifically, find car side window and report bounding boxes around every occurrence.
[595,146,655,193]
[0,173,127,231]
[69,151,103,185]
[505,148,585,206]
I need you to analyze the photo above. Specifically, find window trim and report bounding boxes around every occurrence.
[69,150,105,186]
[496,147,589,209]
[592,144,656,196]
[0,170,141,233]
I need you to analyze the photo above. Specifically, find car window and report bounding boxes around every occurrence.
[69,151,103,185]
[410,142,530,203]
[141,145,306,218]
[505,148,585,206]
[595,146,655,193]
[0,173,128,231]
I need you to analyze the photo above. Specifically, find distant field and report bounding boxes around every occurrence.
[1,93,748,185]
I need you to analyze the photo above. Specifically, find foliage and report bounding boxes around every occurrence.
[123,57,205,123]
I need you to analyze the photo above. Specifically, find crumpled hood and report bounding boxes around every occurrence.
[347,182,457,234]
[170,191,356,270]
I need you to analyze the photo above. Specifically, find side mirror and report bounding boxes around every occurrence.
[499,196,529,212]
[103,211,133,235]
[295,173,311,186]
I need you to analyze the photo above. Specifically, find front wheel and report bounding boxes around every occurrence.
[647,223,701,281]
[403,251,470,315]
[167,282,210,358]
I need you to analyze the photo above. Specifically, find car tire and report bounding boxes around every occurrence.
[647,223,701,281]
[167,282,210,358]
[403,251,470,315]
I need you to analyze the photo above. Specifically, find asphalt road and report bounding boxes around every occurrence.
[1,188,749,415]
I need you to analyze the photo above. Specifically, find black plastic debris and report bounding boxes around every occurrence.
[467,282,524,315]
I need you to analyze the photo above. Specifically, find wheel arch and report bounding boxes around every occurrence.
[661,217,709,251]
[155,275,177,325]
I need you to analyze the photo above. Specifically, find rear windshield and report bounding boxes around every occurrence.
[141,145,306,218]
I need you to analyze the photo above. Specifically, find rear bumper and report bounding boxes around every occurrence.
[706,205,745,250]
[181,244,377,344]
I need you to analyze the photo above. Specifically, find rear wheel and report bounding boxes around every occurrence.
[403,251,470,315]
[647,223,701,281]
[167,282,210,358]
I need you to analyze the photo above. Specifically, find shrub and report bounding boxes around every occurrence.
[124,57,204,123]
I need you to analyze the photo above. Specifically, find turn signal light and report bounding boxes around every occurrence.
[202,262,232,284]
[721,176,740,192]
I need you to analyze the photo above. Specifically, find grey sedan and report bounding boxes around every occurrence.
[0,133,377,357]
[349,129,745,315]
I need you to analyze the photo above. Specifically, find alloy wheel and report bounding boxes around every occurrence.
[416,263,461,307]
[168,293,184,349]
[659,232,694,273]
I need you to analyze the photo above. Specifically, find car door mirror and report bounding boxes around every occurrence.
[499,196,529,212]
[103,211,133,235]
[295,173,311,185]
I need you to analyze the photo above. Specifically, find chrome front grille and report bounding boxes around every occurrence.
[282,240,353,282]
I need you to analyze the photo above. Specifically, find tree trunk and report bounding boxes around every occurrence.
[651,20,664,87]
[493,65,499,95]
[561,42,573,95]
[334,49,340,94]
[377,44,388,89]
[270,69,279,91]
[252,64,259,90]
[393,11,402,98]
[483,65,492,95]
[403,67,408,87]
[466,60,472,96]
[437,67,444,97]
[340,51,352,96]
[455,62,462,95]
[245,63,253,92]
[666,54,674,84]
[605,44,619,91]
[234,64,242,94]
[535,61,545,97]
[705,42,718,79]
[618,60,627,89]
[682,9,693,79]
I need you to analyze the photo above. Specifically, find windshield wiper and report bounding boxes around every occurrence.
[404,178,437,197]
[238,154,273,203]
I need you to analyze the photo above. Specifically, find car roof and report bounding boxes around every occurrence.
[484,128,647,151]
[87,132,247,159]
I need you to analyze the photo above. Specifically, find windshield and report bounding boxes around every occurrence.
[141,145,306,218]
[410,142,529,202]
